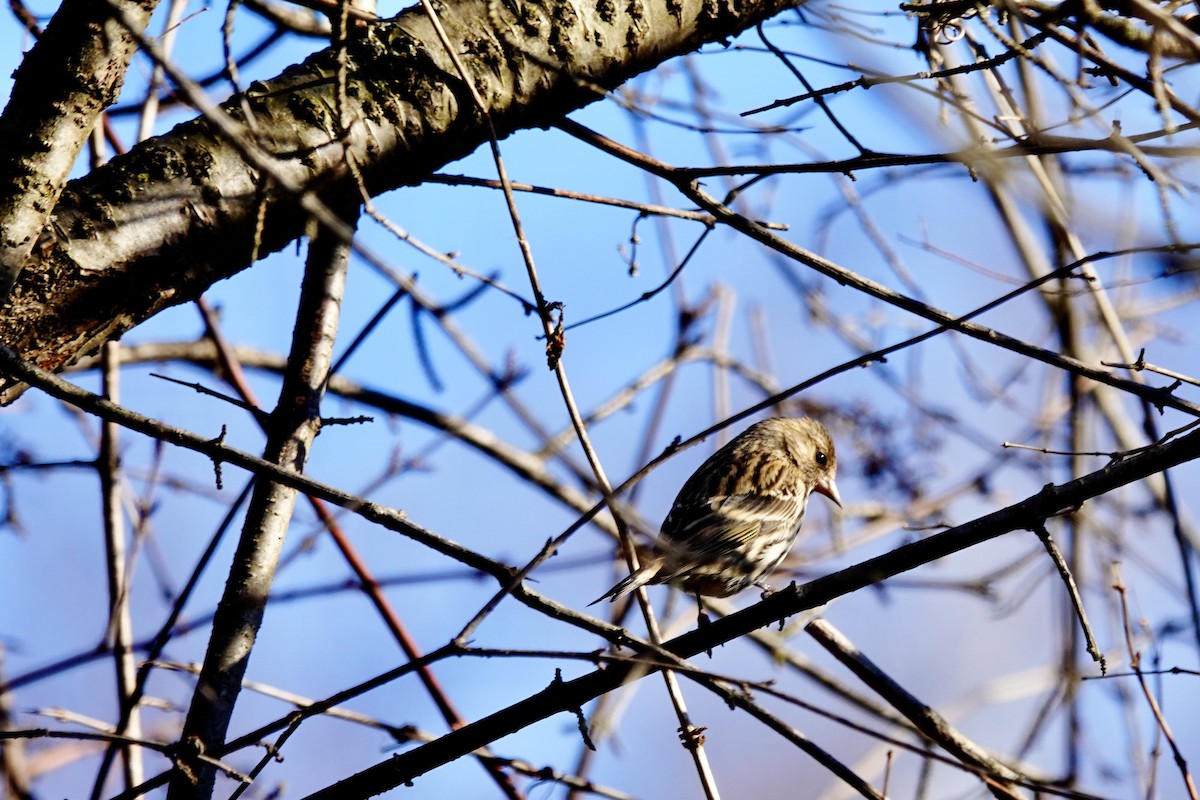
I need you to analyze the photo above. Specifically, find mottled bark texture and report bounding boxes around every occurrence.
[0,0,158,298]
[0,0,801,403]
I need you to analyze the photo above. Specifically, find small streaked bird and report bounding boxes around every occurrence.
[594,417,841,603]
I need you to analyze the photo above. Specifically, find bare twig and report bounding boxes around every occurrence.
[1112,566,1199,800]
[1033,525,1105,670]
[97,342,144,793]
[1103,349,1200,389]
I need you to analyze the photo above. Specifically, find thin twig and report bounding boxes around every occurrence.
[1103,350,1200,389]
[1033,526,1104,670]
[560,120,1200,417]
[1112,565,1199,800]
[97,342,144,793]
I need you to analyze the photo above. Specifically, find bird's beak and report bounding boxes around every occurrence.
[814,477,842,508]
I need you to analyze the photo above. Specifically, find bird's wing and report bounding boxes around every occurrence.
[715,492,801,523]
[662,492,802,558]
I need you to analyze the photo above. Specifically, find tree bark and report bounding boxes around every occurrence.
[0,0,803,403]
[0,0,158,298]
[169,209,354,799]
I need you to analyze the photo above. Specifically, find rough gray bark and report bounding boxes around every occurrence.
[0,0,802,403]
[0,0,158,298]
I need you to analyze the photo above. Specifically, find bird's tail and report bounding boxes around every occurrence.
[589,559,662,605]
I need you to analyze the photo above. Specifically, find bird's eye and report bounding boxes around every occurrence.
[815,451,827,467]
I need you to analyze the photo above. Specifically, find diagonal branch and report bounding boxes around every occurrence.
[556,120,1200,418]
[300,425,1200,799]
[7,333,1198,798]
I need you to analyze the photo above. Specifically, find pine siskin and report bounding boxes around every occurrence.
[595,417,841,603]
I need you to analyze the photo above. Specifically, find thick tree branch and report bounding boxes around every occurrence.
[0,0,805,402]
[0,0,157,298]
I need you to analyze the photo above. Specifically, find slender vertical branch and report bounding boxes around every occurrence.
[167,204,356,799]
[98,342,143,793]
[1113,568,1199,800]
